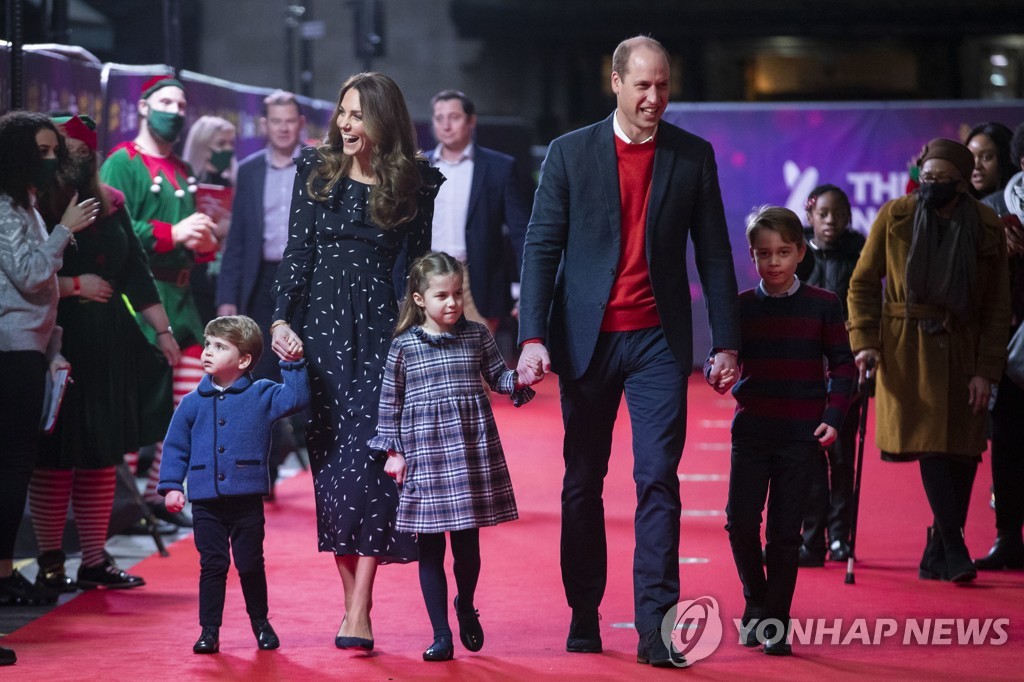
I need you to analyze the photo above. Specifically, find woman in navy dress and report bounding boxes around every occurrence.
[270,72,442,649]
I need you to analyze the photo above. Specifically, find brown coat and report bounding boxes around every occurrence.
[847,193,1010,459]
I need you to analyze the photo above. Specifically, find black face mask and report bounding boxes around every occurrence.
[65,157,95,190]
[918,180,960,209]
[33,158,60,189]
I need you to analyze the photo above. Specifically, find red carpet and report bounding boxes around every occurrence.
[4,376,1022,680]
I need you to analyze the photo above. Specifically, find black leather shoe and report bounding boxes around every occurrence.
[764,639,792,656]
[636,628,686,667]
[252,618,280,650]
[194,626,220,654]
[454,595,483,652]
[828,540,851,562]
[798,546,825,568]
[566,609,602,653]
[149,502,193,528]
[0,646,15,666]
[919,526,948,580]
[422,635,454,661]
[36,550,77,593]
[76,553,145,590]
[0,570,57,606]
[975,535,1024,570]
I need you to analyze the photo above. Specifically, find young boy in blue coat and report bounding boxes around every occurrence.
[158,315,309,654]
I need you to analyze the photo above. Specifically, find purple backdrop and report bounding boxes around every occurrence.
[662,101,1024,362]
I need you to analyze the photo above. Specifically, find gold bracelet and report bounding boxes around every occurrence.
[270,320,290,333]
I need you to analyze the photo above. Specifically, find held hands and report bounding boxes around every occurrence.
[968,376,992,414]
[76,274,114,303]
[271,322,304,361]
[707,351,739,394]
[172,212,219,253]
[165,491,186,514]
[516,343,550,386]
[60,193,101,233]
[384,451,406,485]
[814,422,838,447]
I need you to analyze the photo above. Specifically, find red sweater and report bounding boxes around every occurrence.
[602,135,660,332]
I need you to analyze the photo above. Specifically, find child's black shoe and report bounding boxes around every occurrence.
[423,634,454,661]
[193,626,220,654]
[454,596,483,652]
[252,618,280,650]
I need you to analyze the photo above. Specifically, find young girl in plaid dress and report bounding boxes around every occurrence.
[369,251,534,661]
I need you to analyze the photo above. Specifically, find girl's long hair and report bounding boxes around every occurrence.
[394,252,465,337]
[307,72,422,229]
[0,111,68,210]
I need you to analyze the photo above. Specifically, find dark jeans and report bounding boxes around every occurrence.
[802,393,860,553]
[726,436,817,626]
[192,495,267,627]
[990,373,1024,537]
[0,351,46,560]
[559,327,687,635]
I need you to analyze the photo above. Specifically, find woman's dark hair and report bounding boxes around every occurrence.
[0,111,67,210]
[394,251,465,336]
[966,122,1015,194]
[1010,121,1024,175]
[307,72,422,229]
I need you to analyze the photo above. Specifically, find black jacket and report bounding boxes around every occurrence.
[799,227,865,319]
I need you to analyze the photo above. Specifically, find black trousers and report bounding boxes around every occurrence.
[726,436,817,626]
[559,327,687,635]
[0,351,47,560]
[990,373,1024,537]
[802,393,860,553]
[191,495,268,627]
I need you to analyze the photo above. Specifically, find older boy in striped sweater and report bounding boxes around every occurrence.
[705,205,857,656]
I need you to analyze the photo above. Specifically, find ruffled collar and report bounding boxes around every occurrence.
[411,319,466,345]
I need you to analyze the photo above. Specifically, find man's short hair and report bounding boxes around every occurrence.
[745,205,805,247]
[431,89,475,117]
[205,315,264,366]
[611,35,670,78]
[262,90,302,118]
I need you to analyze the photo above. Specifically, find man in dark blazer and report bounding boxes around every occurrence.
[517,36,741,668]
[425,90,530,333]
[216,90,306,491]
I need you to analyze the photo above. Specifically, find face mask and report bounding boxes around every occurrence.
[918,180,960,209]
[66,157,95,190]
[33,157,60,189]
[148,110,185,142]
[209,149,233,173]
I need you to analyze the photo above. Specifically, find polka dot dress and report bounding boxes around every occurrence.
[273,148,442,562]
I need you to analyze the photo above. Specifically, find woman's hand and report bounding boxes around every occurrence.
[271,322,303,361]
[384,451,407,486]
[157,331,182,367]
[165,491,186,514]
[49,353,71,376]
[76,274,114,303]
[854,349,880,384]
[968,376,992,414]
[60,192,101,233]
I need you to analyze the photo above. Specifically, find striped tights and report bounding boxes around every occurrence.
[29,467,116,568]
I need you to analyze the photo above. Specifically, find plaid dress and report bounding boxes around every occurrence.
[369,320,533,533]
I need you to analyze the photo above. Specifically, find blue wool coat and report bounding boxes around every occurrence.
[157,360,309,500]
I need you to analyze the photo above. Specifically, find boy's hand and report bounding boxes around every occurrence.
[714,367,737,394]
[165,491,186,513]
[814,423,837,447]
[384,451,407,486]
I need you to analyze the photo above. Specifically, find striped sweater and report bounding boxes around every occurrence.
[725,283,857,442]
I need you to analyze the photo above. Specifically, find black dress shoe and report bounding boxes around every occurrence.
[975,535,1024,570]
[149,502,193,528]
[194,626,220,654]
[919,526,948,580]
[454,595,483,652]
[798,546,825,568]
[0,570,57,606]
[252,618,280,650]
[36,550,77,593]
[636,629,686,667]
[76,553,145,590]
[566,608,602,653]
[0,646,15,666]
[764,639,792,656]
[422,635,454,661]
[828,540,851,562]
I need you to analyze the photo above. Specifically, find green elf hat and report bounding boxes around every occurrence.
[51,113,98,151]
[140,74,185,100]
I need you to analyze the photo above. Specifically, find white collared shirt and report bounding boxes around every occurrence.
[430,142,474,262]
[262,144,302,262]
[613,111,657,145]
[758,276,802,298]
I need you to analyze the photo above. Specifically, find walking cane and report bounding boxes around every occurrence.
[845,357,876,585]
